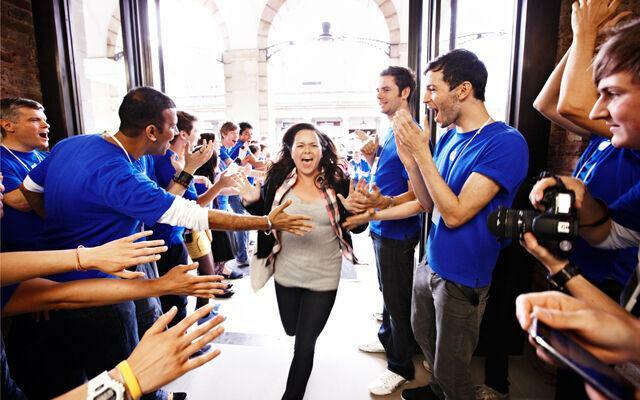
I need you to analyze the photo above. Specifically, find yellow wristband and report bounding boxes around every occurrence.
[116,360,142,400]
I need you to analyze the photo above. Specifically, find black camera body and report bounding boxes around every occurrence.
[488,184,579,258]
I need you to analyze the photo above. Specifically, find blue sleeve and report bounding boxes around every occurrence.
[90,161,176,226]
[26,152,52,188]
[152,154,176,188]
[1,159,23,193]
[219,146,230,161]
[609,182,640,232]
[185,183,198,201]
[228,141,244,160]
[473,134,529,195]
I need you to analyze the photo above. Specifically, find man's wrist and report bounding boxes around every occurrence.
[108,368,131,400]
[546,259,570,275]
[183,165,197,175]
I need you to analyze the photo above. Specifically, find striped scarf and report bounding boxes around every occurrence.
[267,168,356,265]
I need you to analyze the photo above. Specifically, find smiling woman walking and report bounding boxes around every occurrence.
[238,123,366,400]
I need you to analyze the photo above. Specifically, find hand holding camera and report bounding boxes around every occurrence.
[488,172,579,259]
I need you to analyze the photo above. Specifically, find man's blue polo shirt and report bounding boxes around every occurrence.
[427,122,529,288]
[369,128,420,240]
[1,146,48,251]
[27,135,175,282]
[570,135,640,285]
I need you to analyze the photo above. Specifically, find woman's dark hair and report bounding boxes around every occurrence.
[266,123,345,190]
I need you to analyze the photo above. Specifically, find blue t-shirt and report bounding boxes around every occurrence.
[149,150,198,246]
[27,135,176,281]
[350,159,371,183]
[1,284,18,310]
[219,141,244,162]
[610,182,640,232]
[427,122,529,288]
[570,135,640,284]
[369,128,421,240]
[0,146,48,251]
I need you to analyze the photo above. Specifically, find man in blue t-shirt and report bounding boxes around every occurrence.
[393,50,528,400]
[150,110,202,325]
[218,121,251,266]
[0,98,50,251]
[352,66,422,396]
[348,150,371,184]
[19,87,310,399]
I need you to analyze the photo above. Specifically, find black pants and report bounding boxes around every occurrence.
[156,242,190,326]
[275,281,337,400]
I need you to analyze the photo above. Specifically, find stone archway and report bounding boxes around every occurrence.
[255,0,402,138]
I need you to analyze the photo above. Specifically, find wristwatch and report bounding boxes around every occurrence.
[547,262,581,291]
[86,371,125,400]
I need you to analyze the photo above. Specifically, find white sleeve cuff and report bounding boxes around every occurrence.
[22,175,44,193]
[157,197,209,230]
[594,220,640,250]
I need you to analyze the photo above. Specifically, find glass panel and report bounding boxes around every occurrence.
[454,0,516,122]
[267,0,407,150]
[68,0,128,134]
[158,0,226,135]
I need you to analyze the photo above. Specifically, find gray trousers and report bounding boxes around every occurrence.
[411,261,490,400]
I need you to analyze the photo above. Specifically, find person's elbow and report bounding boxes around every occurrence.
[556,100,587,121]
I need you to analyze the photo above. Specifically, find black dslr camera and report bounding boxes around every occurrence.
[487,172,579,258]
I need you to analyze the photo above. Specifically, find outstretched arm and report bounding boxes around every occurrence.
[1,231,167,284]
[55,305,225,400]
[2,263,228,317]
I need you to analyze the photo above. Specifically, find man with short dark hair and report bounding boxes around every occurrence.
[356,66,422,396]
[393,49,529,399]
[0,98,49,252]
[18,87,310,399]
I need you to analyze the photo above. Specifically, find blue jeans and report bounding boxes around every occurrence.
[228,195,249,263]
[371,232,419,380]
[411,261,490,400]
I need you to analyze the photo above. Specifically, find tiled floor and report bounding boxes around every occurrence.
[165,229,555,399]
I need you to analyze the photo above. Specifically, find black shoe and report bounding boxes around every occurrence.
[401,385,437,400]
[171,392,188,400]
[222,270,243,279]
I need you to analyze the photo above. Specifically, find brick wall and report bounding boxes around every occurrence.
[0,0,42,102]
[546,0,640,175]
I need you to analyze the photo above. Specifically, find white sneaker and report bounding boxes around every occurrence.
[474,384,510,400]
[358,340,385,353]
[368,369,407,395]
[372,311,383,321]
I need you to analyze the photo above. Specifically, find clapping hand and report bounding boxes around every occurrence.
[393,109,431,159]
[183,140,215,174]
[337,179,375,214]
